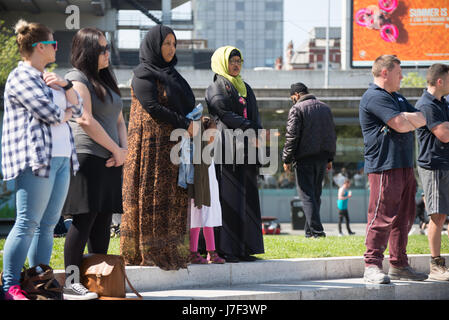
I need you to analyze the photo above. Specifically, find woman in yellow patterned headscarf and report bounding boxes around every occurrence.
[210,45,247,98]
[205,46,264,263]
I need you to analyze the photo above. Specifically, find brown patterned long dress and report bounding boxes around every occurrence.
[120,83,190,270]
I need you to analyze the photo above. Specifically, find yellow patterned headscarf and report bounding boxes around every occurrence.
[211,46,247,98]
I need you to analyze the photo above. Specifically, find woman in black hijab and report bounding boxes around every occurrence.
[120,25,195,270]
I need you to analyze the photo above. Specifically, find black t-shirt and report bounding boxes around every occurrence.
[416,90,449,170]
[359,83,417,174]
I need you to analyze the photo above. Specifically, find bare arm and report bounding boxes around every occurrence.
[387,112,426,133]
[73,81,127,166]
[431,122,449,144]
[43,72,80,107]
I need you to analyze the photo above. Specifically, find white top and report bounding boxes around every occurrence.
[190,160,223,228]
[50,88,72,158]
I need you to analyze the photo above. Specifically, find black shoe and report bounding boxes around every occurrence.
[313,232,326,238]
[348,231,355,235]
[239,255,259,262]
[222,254,239,263]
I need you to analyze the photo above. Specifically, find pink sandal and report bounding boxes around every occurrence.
[190,252,208,264]
[207,251,226,264]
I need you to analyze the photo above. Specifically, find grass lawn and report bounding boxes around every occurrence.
[1,234,448,272]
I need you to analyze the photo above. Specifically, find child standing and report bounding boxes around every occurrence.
[188,117,225,264]
[337,179,355,236]
[189,159,225,264]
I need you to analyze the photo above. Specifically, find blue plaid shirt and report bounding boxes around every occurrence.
[1,62,83,181]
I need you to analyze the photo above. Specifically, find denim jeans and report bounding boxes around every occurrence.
[2,157,70,292]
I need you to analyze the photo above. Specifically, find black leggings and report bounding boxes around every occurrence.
[64,212,113,273]
[338,209,353,233]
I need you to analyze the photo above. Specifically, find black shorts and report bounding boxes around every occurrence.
[338,209,349,217]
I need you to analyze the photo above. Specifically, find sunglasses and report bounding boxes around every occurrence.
[99,43,110,55]
[32,40,58,50]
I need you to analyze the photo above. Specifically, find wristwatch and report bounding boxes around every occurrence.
[62,80,73,91]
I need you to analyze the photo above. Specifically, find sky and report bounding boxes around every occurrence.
[283,0,342,51]
[118,0,343,52]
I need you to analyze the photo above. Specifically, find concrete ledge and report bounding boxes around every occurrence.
[121,254,448,292]
[54,254,449,299]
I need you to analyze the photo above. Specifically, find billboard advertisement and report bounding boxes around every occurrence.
[351,0,449,67]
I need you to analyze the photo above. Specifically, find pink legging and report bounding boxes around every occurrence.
[190,227,215,252]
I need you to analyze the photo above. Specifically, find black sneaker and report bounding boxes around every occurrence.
[63,283,98,300]
[313,232,326,238]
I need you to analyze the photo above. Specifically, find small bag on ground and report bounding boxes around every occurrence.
[80,254,142,300]
[20,264,63,300]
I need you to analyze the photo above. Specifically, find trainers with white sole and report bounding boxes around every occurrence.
[63,283,98,300]
[363,265,391,284]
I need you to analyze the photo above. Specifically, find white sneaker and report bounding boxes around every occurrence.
[63,283,98,300]
[364,266,391,284]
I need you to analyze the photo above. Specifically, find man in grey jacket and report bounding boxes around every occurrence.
[282,82,336,238]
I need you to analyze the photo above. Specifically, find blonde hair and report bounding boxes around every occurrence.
[14,19,53,57]
[372,55,401,77]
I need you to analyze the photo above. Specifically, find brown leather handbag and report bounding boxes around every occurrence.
[80,254,142,300]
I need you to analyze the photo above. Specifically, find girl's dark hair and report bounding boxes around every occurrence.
[70,27,120,101]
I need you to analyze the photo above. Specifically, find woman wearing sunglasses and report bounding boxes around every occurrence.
[61,27,127,300]
[1,20,83,300]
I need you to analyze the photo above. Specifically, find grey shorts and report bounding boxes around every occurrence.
[418,167,449,216]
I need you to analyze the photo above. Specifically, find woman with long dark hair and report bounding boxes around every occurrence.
[62,27,127,300]
[119,25,195,270]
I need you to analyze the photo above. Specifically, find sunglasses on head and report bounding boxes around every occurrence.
[32,40,57,50]
[99,43,110,55]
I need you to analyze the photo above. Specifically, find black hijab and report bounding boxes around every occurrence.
[133,25,195,117]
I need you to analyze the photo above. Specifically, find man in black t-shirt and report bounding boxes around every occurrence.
[415,63,449,281]
[359,55,428,284]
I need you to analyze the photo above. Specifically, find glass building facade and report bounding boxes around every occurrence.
[192,0,284,69]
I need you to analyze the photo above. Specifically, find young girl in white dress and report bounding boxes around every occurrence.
[189,120,225,264]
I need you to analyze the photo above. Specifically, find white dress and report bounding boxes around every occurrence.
[190,160,222,228]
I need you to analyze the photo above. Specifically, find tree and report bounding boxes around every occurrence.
[0,20,21,87]
[402,72,426,88]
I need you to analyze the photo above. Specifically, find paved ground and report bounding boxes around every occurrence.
[280,222,430,237]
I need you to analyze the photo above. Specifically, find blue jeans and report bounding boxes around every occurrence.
[1,157,70,292]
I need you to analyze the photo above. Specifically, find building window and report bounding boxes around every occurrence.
[265,21,276,31]
[265,58,275,67]
[265,39,275,49]
[265,1,281,11]
[236,21,244,29]
[236,39,245,49]
[236,1,244,11]
[206,1,215,11]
